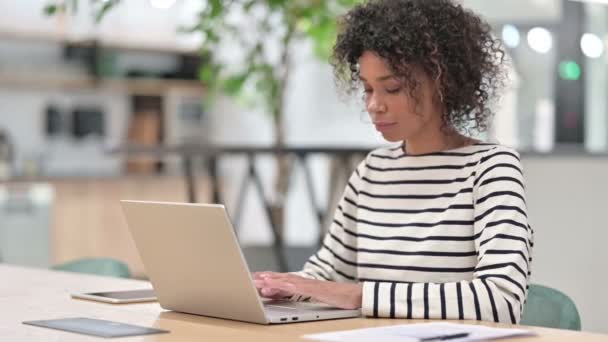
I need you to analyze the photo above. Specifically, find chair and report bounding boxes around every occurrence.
[521,284,581,330]
[52,258,131,278]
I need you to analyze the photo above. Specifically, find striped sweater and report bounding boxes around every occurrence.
[296,142,533,324]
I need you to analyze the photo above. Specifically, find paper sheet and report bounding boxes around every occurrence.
[303,322,536,342]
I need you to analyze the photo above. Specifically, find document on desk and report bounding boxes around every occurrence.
[303,322,536,342]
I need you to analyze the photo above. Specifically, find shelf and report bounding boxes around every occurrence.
[0,71,205,96]
[0,30,200,57]
[0,29,204,95]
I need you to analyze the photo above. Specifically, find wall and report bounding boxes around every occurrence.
[0,87,129,177]
[523,156,608,333]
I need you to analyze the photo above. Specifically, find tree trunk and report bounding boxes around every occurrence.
[268,23,295,247]
[269,116,289,243]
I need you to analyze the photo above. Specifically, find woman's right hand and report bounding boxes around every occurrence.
[252,272,295,299]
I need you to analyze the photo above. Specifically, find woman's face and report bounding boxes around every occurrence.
[358,51,441,142]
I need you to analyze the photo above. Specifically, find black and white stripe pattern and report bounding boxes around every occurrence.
[296,143,533,324]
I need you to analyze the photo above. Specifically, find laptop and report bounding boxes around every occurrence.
[120,200,361,324]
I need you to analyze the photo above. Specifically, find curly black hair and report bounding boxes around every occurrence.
[331,0,506,133]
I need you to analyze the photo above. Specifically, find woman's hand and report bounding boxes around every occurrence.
[252,272,295,300]
[253,272,362,310]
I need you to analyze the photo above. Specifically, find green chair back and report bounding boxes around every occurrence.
[52,258,131,278]
[521,284,581,331]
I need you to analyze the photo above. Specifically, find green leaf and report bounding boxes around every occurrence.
[222,73,249,96]
[95,0,119,23]
[43,2,71,16]
[296,17,313,33]
[337,0,363,6]
[203,28,220,44]
[243,0,256,12]
[209,0,224,18]
[306,15,338,59]
[267,0,288,10]
[177,23,202,34]
[44,4,58,15]
[199,64,221,84]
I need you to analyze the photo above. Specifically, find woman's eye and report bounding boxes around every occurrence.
[386,87,401,94]
[363,88,373,94]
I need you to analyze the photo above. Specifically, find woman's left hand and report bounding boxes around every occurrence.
[254,272,362,310]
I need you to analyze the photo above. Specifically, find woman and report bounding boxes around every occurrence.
[254,0,533,324]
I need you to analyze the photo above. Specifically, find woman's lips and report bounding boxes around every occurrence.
[374,122,397,132]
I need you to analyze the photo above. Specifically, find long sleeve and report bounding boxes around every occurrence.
[293,160,366,283]
[360,146,533,323]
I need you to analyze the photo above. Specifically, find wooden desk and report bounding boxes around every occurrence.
[1,265,606,341]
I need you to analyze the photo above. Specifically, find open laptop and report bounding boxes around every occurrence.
[120,200,361,324]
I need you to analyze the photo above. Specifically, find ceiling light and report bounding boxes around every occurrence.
[581,33,604,58]
[527,27,553,54]
[502,25,520,49]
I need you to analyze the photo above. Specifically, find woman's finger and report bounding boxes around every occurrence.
[253,272,274,279]
[263,279,297,292]
[260,272,290,280]
[261,287,281,297]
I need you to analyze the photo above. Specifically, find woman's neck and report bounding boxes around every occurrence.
[403,126,473,155]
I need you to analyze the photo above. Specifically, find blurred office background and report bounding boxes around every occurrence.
[0,0,607,333]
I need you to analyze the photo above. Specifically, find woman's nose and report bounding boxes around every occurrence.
[367,94,387,114]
